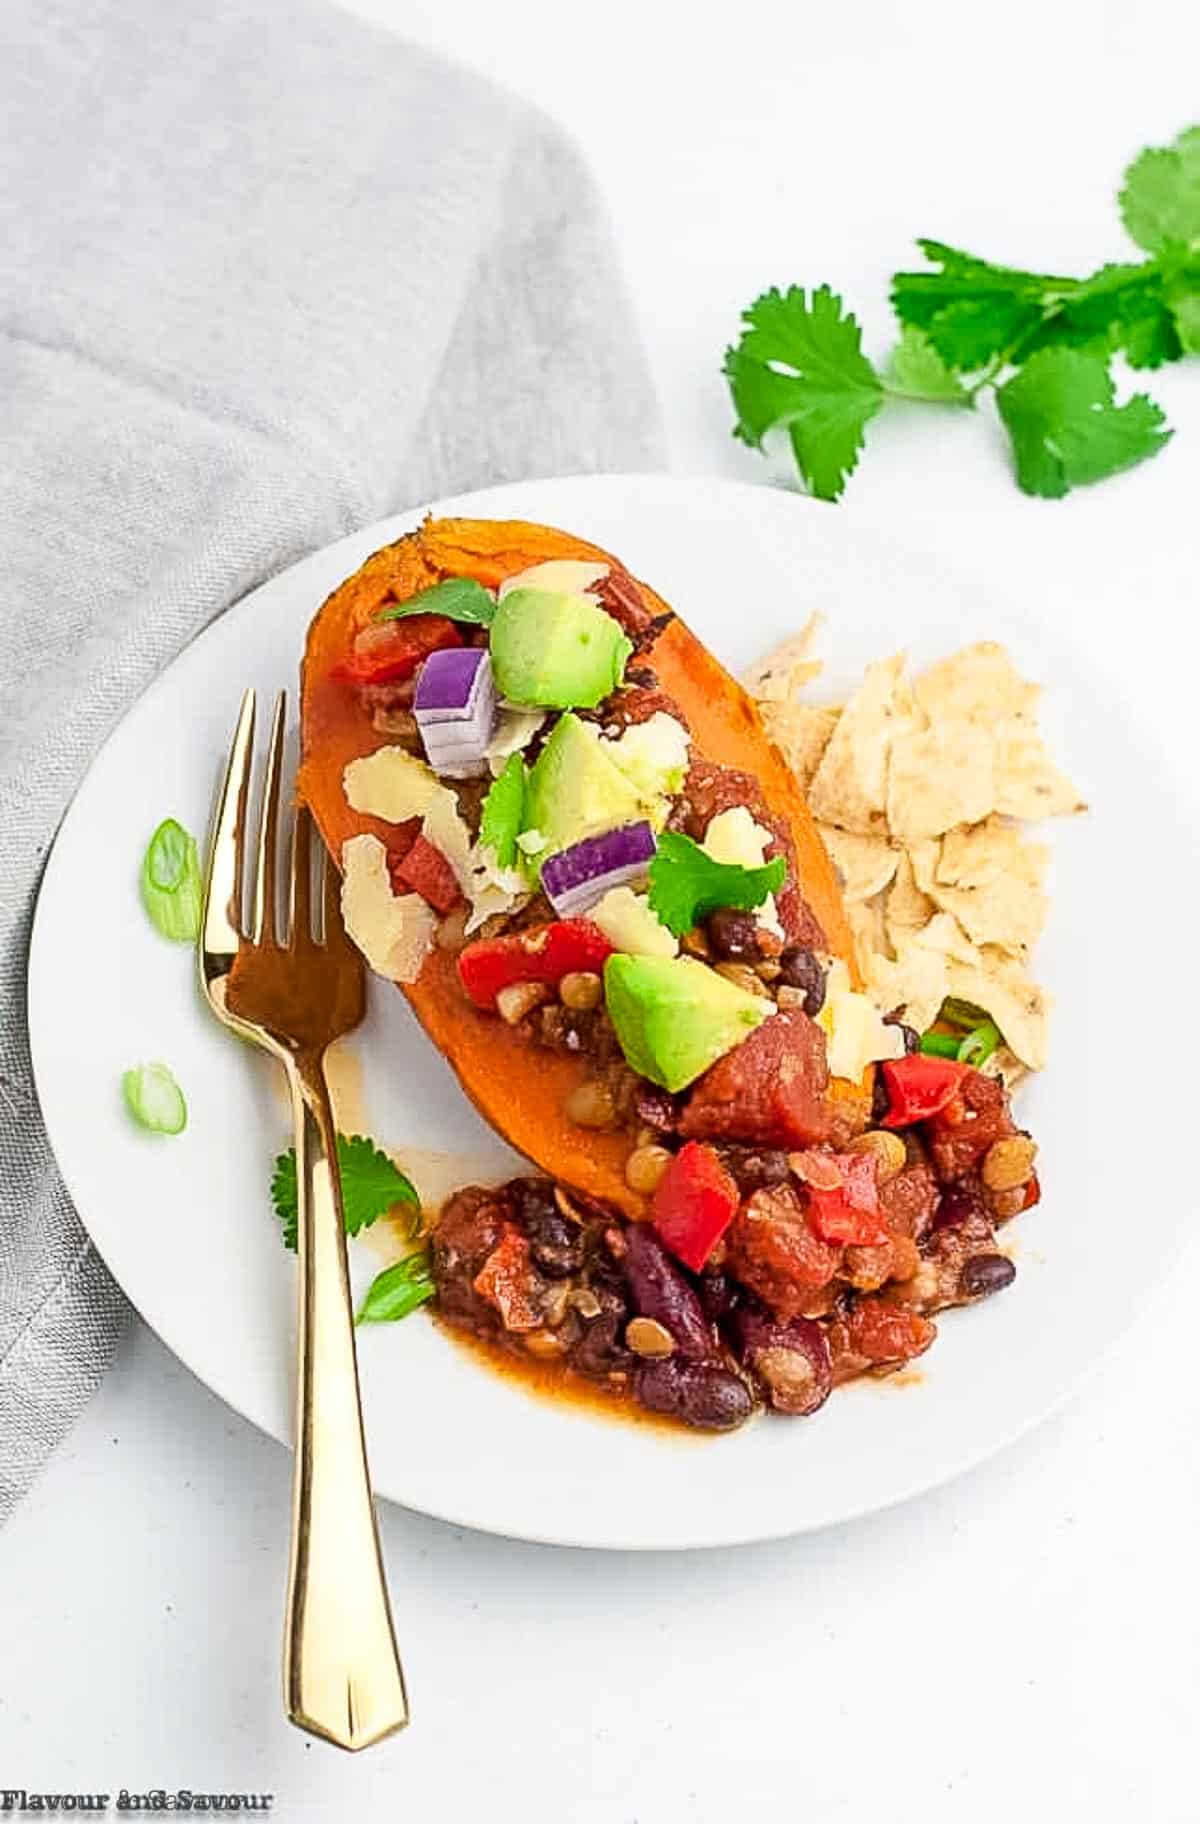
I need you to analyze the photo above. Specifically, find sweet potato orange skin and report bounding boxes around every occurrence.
[299,517,857,1217]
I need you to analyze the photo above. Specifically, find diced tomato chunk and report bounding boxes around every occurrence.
[846,1299,936,1365]
[651,1142,740,1271]
[394,834,462,914]
[472,1225,542,1332]
[926,1069,1017,1180]
[334,615,462,686]
[679,1010,831,1148]
[727,1184,840,1322]
[457,920,614,1010]
[806,1151,890,1247]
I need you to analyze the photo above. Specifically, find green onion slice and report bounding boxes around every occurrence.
[940,996,991,1031]
[141,818,202,943]
[919,1030,962,1059]
[957,1021,1002,1067]
[355,1251,436,1325]
[122,1062,187,1135]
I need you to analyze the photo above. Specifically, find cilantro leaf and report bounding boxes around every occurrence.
[1167,284,1196,355]
[377,576,495,627]
[270,1134,420,1253]
[647,831,786,939]
[356,1250,436,1325]
[478,753,526,869]
[1119,127,1200,255]
[890,240,1068,371]
[996,349,1171,498]
[1025,262,1184,370]
[724,285,884,501]
[885,327,970,402]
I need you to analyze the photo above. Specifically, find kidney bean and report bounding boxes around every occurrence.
[623,1225,714,1362]
[958,1253,1017,1299]
[736,1310,832,1416]
[635,1358,755,1431]
[777,946,826,1016]
[706,908,761,961]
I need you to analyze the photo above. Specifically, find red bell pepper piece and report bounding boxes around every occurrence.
[394,834,462,915]
[879,1055,970,1128]
[457,919,615,1010]
[651,1141,739,1271]
[333,615,462,686]
[806,1151,890,1246]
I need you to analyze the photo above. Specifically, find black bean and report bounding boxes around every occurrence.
[883,1013,920,1055]
[721,1146,790,1194]
[635,1084,681,1134]
[930,1181,988,1233]
[636,1359,754,1431]
[697,1270,743,1326]
[958,1253,1017,1299]
[706,908,761,961]
[871,1071,892,1125]
[623,1225,713,1362]
[570,1310,631,1376]
[735,1311,832,1417]
[778,946,826,1015]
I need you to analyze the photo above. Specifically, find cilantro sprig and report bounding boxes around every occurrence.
[726,124,1199,500]
[270,1133,420,1252]
[647,831,786,938]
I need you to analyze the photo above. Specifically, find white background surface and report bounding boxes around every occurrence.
[4,0,1199,1818]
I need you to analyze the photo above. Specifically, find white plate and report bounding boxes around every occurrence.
[28,473,1194,1550]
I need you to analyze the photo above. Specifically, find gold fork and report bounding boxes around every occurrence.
[199,688,408,1751]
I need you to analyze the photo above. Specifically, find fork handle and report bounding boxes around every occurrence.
[282,1060,408,1750]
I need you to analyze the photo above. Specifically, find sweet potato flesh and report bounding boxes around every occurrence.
[299,518,856,1216]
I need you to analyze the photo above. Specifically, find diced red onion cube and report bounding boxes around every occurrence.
[540,821,657,917]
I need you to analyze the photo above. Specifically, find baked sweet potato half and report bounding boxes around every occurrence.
[298,516,862,1217]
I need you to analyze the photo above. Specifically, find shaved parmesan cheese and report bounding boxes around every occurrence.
[486,706,547,774]
[816,960,906,1082]
[589,886,679,957]
[340,835,435,984]
[343,747,441,824]
[497,559,608,601]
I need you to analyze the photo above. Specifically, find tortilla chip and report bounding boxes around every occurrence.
[762,701,840,794]
[743,615,825,702]
[913,642,1041,726]
[982,1046,1028,1091]
[817,825,899,903]
[943,953,1050,1071]
[845,896,890,980]
[885,851,935,945]
[887,719,995,840]
[924,839,1048,956]
[808,654,917,836]
[909,910,984,967]
[938,815,1029,890]
[993,720,1087,820]
[864,939,948,1034]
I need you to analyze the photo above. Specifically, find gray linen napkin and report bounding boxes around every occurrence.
[0,0,663,1521]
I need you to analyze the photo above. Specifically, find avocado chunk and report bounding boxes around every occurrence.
[490,588,632,709]
[524,713,645,861]
[603,954,773,1092]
